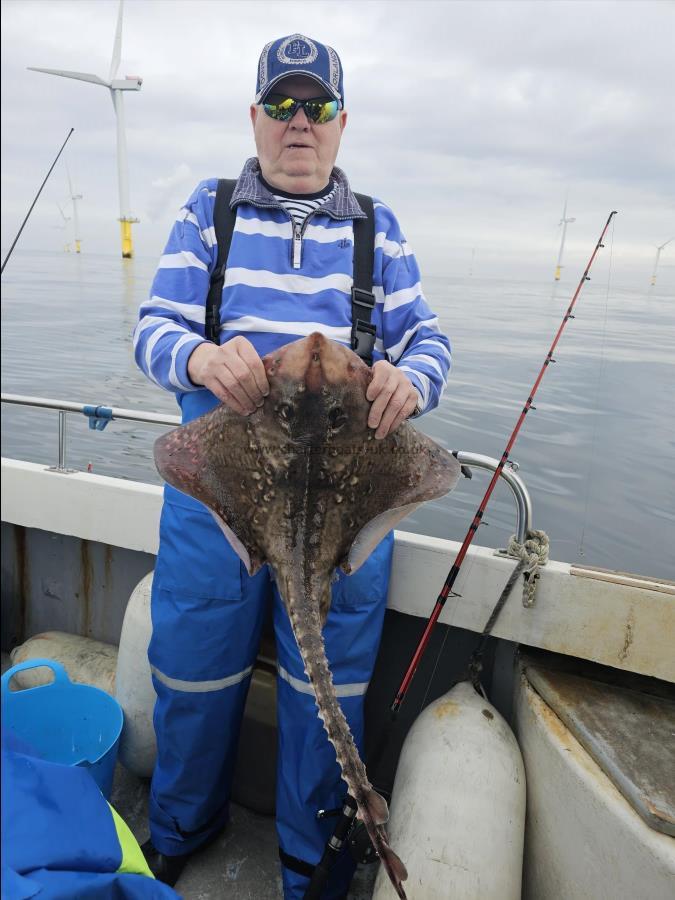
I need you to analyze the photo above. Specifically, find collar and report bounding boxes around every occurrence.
[230,157,366,220]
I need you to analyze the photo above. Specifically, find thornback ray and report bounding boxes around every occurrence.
[154,332,461,898]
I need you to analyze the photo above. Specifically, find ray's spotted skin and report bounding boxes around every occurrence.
[154,333,461,898]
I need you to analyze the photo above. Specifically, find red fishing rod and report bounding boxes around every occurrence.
[391,210,618,715]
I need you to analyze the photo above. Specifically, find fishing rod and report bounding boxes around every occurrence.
[391,210,618,715]
[1,128,75,276]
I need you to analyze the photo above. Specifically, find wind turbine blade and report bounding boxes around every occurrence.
[28,66,110,87]
[109,0,124,82]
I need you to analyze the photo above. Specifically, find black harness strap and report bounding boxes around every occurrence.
[278,847,316,878]
[206,181,376,365]
[205,178,237,345]
[351,192,376,365]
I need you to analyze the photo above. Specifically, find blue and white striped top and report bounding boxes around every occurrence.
[134,158,451,424]
[267,180,336,231]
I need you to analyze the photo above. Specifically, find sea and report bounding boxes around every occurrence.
[1,250,674,581]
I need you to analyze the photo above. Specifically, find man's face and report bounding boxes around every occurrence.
[250,75,347,194]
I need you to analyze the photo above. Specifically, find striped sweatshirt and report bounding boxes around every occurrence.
[134,157,451,423]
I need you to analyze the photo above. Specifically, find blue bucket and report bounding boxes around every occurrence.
[1,658,124,799]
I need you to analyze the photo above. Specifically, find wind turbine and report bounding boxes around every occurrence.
[65,159,83,254]
[55,204,72,253]
[28,1,142,258]
[554,196,576,281]
[650,238,674,286]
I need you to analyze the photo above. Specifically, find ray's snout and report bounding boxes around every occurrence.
[264,333,369,394]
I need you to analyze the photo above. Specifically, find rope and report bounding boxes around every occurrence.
[468,528,550,688]
[502,529,550,607]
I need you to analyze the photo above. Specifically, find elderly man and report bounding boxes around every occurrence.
[134,33,451,898]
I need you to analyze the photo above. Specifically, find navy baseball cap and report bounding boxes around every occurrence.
[255,34,344,106]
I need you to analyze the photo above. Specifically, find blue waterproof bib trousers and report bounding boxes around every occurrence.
[136,165,451,896]
[148,480,393,899]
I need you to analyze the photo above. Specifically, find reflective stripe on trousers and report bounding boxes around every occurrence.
[148,489,393,899]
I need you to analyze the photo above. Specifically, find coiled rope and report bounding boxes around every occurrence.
[503,528,550,607]
[468,528,550,687]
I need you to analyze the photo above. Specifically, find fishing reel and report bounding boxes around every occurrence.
[316,802,384,865]
[314,797,379,866]
[347,820,378,865]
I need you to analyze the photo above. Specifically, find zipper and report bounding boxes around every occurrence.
[237,193,363,271]
[291,209,321,270]
[241,197,299,267]
[246,198,301,270]
[292,223,303,269]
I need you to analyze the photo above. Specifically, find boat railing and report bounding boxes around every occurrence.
[453,451,532,545]
[1,393,533,542]
[1,392,180,474]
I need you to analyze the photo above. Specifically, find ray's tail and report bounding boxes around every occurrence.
[359,787,408,899]
[286,592,408,898]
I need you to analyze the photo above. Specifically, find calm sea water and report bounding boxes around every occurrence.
[2,250,674,580]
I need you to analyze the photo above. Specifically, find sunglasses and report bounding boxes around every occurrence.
[262,93,340,125]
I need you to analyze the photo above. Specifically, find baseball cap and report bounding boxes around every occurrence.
[255,34,344,106]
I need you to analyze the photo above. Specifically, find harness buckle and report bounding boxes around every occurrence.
[350,286,377,363]
[351,321,376,362]
[351,286,376,315]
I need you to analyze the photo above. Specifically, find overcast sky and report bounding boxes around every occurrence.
[1,0,674,283]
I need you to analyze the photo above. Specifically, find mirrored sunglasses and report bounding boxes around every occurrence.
[262,94,340,125]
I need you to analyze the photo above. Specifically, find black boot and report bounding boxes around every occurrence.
[141,839,192,888]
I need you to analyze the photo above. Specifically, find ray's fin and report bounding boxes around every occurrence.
[343,503,420,574]
[361,789,408,897]
[364,787,390,826]
[154,410,266,575]
[379,840,409,900]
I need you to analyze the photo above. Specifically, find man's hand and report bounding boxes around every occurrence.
[187,336,269,415]
[366,360,420,439]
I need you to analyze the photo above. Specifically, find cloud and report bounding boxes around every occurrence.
[1,0,673,284]
[145,162,194,222]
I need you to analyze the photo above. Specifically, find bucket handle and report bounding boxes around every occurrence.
[1,658,72,694]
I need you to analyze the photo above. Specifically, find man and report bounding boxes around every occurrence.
[134,33,451,899]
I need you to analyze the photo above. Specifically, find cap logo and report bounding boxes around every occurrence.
[277,35,318,66]
[326,45,341,91]
[256,34,343,104]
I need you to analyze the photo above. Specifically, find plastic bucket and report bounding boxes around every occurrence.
[1,658,124,799]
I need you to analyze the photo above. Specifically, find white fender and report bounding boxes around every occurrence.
[10,631,117,695]
[115,571,157,777]
[373,680,526,900]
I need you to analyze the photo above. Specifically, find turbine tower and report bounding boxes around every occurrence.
[65,159,83,254]
[55,204,72,253]
[554,196,576,281]
[651,238,674,286]
[28,1,142,258]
